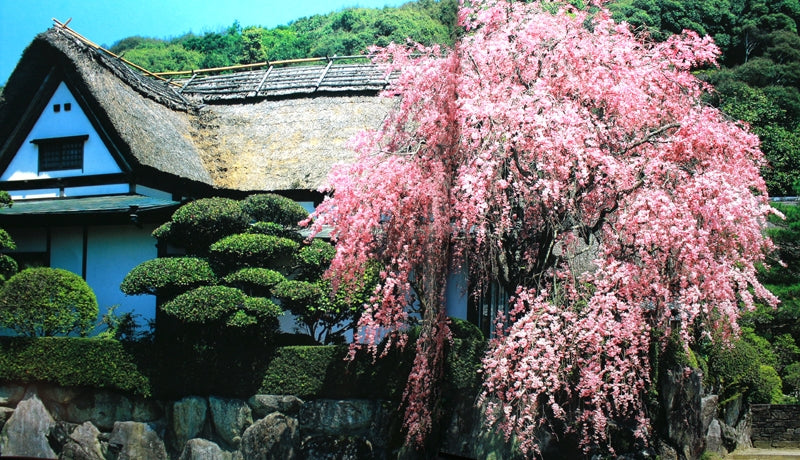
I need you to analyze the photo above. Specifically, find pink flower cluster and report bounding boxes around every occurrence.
[307,0,777,455]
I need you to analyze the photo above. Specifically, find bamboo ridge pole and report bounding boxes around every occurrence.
[52,18,182,87]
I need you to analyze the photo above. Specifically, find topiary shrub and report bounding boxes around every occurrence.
[161,285,280,327]
[223,268,286,297]
[0,267,98,337]
[120,257,216,298]
[209,234,298,273]
[247,221,304,242]
[241,193,309,227]
[159,198,250,254]
[295,239,336,280]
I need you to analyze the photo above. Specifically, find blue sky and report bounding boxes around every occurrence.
[0,0,409,85]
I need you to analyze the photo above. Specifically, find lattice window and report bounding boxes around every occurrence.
[31,135,88,172]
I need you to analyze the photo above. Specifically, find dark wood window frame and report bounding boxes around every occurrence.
[31,135,89,173]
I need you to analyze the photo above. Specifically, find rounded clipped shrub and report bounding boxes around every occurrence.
[165,198,250,254]
[0,254,18,282]
[241,193,309,227]
[0,228,16,251]
[223,268,286,297]
[209,234,299,273]
[295,239,336,280]
[162,285,246,324]
[247,221,304,242]
[273,280,323,315]
[0,267,98,337]
[120,257,216,297]
[161,285,281,328]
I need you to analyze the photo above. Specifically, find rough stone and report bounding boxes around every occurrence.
[132,399,164,423]
[705,419,725,455]
[108,421,168,460]
[178,438,235,460]
[299,399,385,436]
[300,434,374,460]
[0,407,13,430]
[241,412,299,460]
[60,421,105,460]
[209,396,252,449]
[722,394,743,427]
[0,383,25,407]
[170,396,208,452]
[0,392,57,458]
[660,368,704,460]
[39,384,81,405]
[700,395,718,435]
[65,391,133,431]
[248,394,304,418]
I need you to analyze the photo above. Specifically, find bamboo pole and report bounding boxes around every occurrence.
[52,18,183,87]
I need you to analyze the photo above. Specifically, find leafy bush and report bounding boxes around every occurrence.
[159,197,250,254]
[444,317,486,393]
[241,193,309,227]
[209,234,298,273]
[274,280,323,315]
[295,239,336,280]
[120,257,216,298]
[259,344,413,399]
[223,268,286,297]
[0,254,17,282]
[751,364,784,404]
[248,221,304,242]
[0,337,150,396]
[161,285,275,324]
[0,268,98,337]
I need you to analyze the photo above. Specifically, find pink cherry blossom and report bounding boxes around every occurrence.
[306,0,777,455]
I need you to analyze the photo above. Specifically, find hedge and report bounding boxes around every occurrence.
[259,345,415,400]
[0,337,151,397]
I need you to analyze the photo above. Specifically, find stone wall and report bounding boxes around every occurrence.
[750,404,800,448]
[0,382,394,459]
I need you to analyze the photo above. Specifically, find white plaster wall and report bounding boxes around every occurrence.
[1,82,122,182]
[85,225,158,325]
[446,265,469,321]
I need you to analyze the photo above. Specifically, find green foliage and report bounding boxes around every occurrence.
[274,280,323,315]
[223,267,286,297]
[444,317,486,393]
[209,234,299,273]
[295,239,336,280]
[247,221,304,242]
[159,197,250,254]
[0,268,98,337]
[240,193,309,227]
[751,364,784,403]
[259,344,414,399]
[112,2,456,74]
[0,255,18,282]
[0,228,15,251]
[120,257,216,298]
[161,285,280,327]
[705,336,785,404]
[117,42,204,73]
[784,362,800,396]
[0,337,150,396]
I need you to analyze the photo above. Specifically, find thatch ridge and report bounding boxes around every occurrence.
[0,28,397,195]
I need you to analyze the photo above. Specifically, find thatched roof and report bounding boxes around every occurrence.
[0,27,395,195]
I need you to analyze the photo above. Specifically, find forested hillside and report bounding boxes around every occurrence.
[110,0,457,71]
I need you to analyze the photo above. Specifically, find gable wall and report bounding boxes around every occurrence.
[1,82,122,187]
